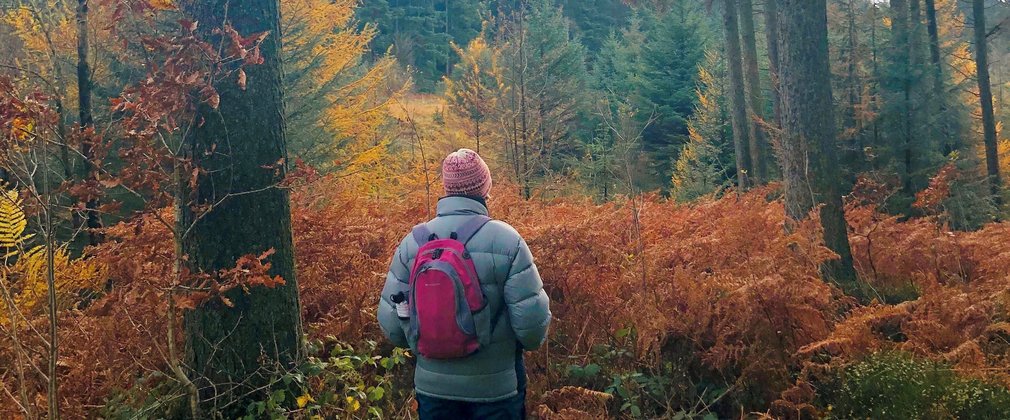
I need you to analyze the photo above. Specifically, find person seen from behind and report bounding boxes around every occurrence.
[377,148,551,419]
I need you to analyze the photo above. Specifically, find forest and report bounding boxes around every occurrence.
[1,0,1010,418]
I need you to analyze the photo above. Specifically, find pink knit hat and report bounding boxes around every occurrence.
[442,148,492,198]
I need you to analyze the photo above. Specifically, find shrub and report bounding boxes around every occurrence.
[821,352,1010,419]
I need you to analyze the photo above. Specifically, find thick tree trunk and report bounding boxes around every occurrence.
[738,0,767,184]
[764,0,783,131]
[76,0,102,245]
[178,0,303,414]
[722,0,752,190]
[777,0,859,288]
[972,0,1003,207]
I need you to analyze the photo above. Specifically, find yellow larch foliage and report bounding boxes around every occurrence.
[444,36,498,152]
[282,0,407,176]
[149,0,176,10]
[2,2,75,79]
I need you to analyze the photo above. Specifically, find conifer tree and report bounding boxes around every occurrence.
[721,0,753,189]
[777,0,859,289]
[178,0,302,414]
[446,36,497,153]
[284,0,400,171]
[635,3,704,190]
[673,48,734,201]
[559,0,631,52]
[738,0,768,184]
[971,0,1003,208]
[490,0,590,194]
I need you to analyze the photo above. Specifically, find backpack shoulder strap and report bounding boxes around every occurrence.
[411,223,436,247]
[453,215,492,246]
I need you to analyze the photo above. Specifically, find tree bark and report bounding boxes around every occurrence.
[519,3,531,200]
[777,0,859,288]
[178,0,303,414]
[889,0,914,194]
[764,0,783,131]
[738,0,767,184]
[924,0,954,154]
[76,0,102,245]
[722,0,752,190]
[841,0,865,175]
[972,0,1003,207]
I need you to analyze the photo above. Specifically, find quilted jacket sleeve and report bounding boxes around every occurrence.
[377,234,411,348]
[503,237,551,350]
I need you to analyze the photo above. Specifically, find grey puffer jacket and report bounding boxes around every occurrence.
[377,196,551,402]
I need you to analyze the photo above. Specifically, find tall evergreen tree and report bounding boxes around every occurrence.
[764,0,783,130]
[777,0,859,289]
[525,0,590,161]
[179,0,302,414]
[721,0,753,189]
[489,0,590,196]
[558,0,631,52]
[673,48,734,201]
[357,0,484,90]
[737,0,768,184]
[971,0,1003,208]
[633,3,704,191]
[879,0,937,209]
[923,0,956,154]
[446,35,497,153]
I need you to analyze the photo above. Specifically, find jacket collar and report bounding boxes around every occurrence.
[436,196,489,217]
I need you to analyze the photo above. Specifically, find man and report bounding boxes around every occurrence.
[377,148,551,419]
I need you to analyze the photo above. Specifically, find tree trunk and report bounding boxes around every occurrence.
[888,0,914,195]
[738,0,767,184]
[178,0,303,414]
[908,0,927,191]
[764,0,783,131]
[841,0,864,175]
[777,0,859,289]
[924,0,953,154]
[76,0,102,245]
[519,3,531,200]
[722,0,752,190]
[445,0,451,75]
[972,0,1003,207]
[870,3,881,154]
[843,0,859,131]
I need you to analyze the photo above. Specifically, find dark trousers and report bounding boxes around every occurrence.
[416,351,527,420]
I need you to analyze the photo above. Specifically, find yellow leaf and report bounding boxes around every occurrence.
[345,396,360,412]
[0,188,30,250]
[150,0,176,10]
[296,393,315,408]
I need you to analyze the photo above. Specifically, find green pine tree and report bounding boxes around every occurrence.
[633,2,706,191]
[672,48,735,201]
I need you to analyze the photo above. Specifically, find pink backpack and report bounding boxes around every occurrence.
[407,216,491,359]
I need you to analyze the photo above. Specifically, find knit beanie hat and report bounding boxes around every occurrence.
[442,148,492,198]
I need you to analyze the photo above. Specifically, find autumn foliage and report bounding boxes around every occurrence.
[1,169,1007,417]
